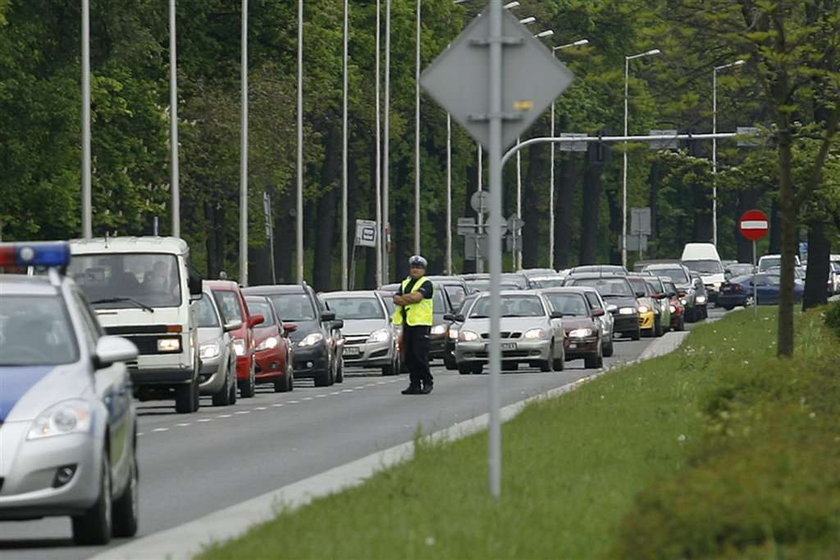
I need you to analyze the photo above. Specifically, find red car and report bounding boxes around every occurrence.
[662,279,686,331]
[246,295,296,392]
[205,280,263,398]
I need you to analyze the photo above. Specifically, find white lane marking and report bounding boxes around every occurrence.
[302,397,313,401]
[197,418,212,423]
[235,411,251,415]
[288,400,300,404]
[329,391,340,395]
[152,428,169,433]
[176,423,191,427]
[217,414,233,418]
[255,407,267,410]
[137,433,144,437]
[376,381,386,385]
[315,394,327,398]
[272,403,284,408]
[341,389,354,393]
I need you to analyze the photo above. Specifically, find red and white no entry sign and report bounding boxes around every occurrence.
[739,209,769,241]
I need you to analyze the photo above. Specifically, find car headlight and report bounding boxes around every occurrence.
[638,305,650,314]
[459,330,480,342]
[232,338,247,356]
[523,328,547,340]
[256,336,279,351]
[199,341,221,360]
[568,328,593,338]
[27,400,93,440]
[448,327,459,340]
[430,324,447,336]
[713,282,721,289]
[367,329,390,343]
[669,305,676,313]
[157,337,181,353]
[680,298,688,305]
[298,332,324,347]
[695,295,707,304]
[618,307,636,315]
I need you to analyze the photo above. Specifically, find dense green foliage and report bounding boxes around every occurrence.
[199,308,839,559]
[0,0,838,291]
[824,299,840,337]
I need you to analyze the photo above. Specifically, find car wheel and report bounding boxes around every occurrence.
[471,364,484,375]
[539,343,554,372]
[584,345,603,369]
[457,364,472,375]
[314,363,333,387]
[631,328,641,341]
[72,454,112,545]
[276,360,293,392]
[654,317,664,337]
[603,337,614,357]
[228,361,238,404]
[212,368,234,406]
[175,380,199,414]
[335,357,344,383]
[112,451,139,538]
[444,354,457,370]
[239,361,256,398]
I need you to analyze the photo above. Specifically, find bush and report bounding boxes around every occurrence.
[824,300,840,338]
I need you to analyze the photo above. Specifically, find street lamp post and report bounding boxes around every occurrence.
[240,0,248,286]
[414,0,422,255]
[712,59,745,247]
[549,39,588,270]
[375,0,383,286]
[170,0,180,238]
[622,48,661,268]
[383,0,391,283]
[296,0,304,283]
[81,0,91,238]
[341,0,349,289]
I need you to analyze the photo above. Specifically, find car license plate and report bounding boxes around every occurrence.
[501,342,517,351]
[344,346,360,356]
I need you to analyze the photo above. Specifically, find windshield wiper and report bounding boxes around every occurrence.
[91,297,155,313]
[470,314,489,319]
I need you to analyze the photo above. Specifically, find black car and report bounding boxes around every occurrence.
[563,274,641,340]
[243,284,344,387]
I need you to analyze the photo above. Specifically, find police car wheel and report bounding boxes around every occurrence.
[72,454,112,545]
[112,454,139,537]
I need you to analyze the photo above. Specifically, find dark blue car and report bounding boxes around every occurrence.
[717,273,804,309]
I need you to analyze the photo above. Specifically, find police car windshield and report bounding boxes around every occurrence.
[324,297,384,320]
[0,295,79,366]
[68,254,181,309]
[267,294,316,322]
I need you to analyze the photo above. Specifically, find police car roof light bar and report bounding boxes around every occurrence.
[0,242,71,268]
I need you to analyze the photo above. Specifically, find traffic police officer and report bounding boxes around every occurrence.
[393,255,434,394]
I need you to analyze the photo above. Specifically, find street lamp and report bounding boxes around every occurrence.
[240,0,248,286]
[341,0,349,289]
[414,0,422,255]
[549,39,589,269]
[712,59,745,247]
[170,0,180,238]
[81,0,91,238]
[622,48,661,268]
[375,0,383,286]
[383,0,391,283]
[296,0,304,282]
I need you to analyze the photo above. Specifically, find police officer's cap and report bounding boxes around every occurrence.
[408,255,427,268]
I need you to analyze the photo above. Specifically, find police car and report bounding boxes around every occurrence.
[0,242,140,545]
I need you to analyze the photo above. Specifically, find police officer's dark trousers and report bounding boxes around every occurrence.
[403,325,432,388]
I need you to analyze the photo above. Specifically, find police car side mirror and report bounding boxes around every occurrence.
[94,336,138,370]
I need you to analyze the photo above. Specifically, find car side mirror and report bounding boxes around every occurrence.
[606,304,618,313]
[248,314,264,328]
[188,268,203,296]
[592,309,605,317]
[321,310,336,322]
[635,291,646,298]
[678,291,686,297]
[443,313,455,322]
[550,310,563,319]
[332,319,344,330]
[283,322,298,335]
[94,336,138,369]
[224,320,243,332]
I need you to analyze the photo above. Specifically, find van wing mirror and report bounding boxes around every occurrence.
[188,268,203,296]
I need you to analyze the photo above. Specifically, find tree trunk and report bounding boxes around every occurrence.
[579,145,604,265]
[648,160,664,256]
[802,220,830,310]
[769,199,781,254]
[555,153,576,269]
[522,143,545,269]
[313,127,341,292]
[776,124,796,358]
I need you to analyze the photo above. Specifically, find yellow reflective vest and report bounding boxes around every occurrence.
[392,276,433,326]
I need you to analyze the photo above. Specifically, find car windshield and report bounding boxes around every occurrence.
[684,260,723,274]
[663,281,678,296]
[568,277,633,297]
[530,277,566,288]
[644,278,664,293]
[466,280,519,292]
[628,278,650,296]
[267,293,317,321]
[444,285,467,309]
[0,295,79,366]
[194,295,220,328]
[324,297,384,320]
[543,294,588,316]
[212,290,244,324]
[758,257,781,271]
[246,299,276,325]
[69,253,181,309]
[470,295,545,318]
[648,268,689,284]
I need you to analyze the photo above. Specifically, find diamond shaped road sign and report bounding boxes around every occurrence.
[421,5,574,151]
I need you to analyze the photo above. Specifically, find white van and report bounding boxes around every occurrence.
[68,237,203,413]
[680,243,725,301]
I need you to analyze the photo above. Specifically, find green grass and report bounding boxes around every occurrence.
[199,307,839,559]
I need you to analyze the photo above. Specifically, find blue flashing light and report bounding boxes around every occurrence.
[0,242,71,268]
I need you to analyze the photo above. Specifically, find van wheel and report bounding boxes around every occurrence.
[175,381,199,414]
[72,454,112,545]
[112,453,139,538]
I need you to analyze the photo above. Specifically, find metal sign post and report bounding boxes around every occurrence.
[738,209,769,317]
[421,0,574,498]
[753,240,758,317]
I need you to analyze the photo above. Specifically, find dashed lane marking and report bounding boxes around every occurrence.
[197,418,212,423]
[235,411,251,415]
[152,428,169,433]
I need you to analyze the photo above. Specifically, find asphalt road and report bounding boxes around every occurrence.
[0,311,721,559]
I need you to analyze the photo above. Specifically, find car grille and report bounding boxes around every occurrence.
[480,332,521,339]
[475,350,531,358]
[343,335,369,345]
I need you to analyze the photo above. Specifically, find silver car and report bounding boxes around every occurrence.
[0,242,139,545]
[450,291,565,374]
[321,291,400,376]
[195,290,239,406]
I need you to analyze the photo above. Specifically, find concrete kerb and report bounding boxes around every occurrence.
[94,331,694,560]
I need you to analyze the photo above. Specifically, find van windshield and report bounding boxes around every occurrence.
[683,260,723,274]
[68,254,182,309]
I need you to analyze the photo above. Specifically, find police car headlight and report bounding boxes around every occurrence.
[157,338,181,353]
[523,328,547,340]
[232,339,247,356]
[298,333,324,347]
[256,336,279,351]
[696,295,707,304]
[568,328,593,338]
[669,305,676,313]
[619,307,636,315]
[367,329,390,343]
[638,305,650,314]
[430,324,447,336]
[28,400,93,440]
[459,330,480,342]
[200,342,221,360]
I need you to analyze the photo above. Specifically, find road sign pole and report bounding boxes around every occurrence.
[487,0,503,500]
[753,240,757,317]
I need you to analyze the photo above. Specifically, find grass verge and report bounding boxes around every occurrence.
[199,307,839,559]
